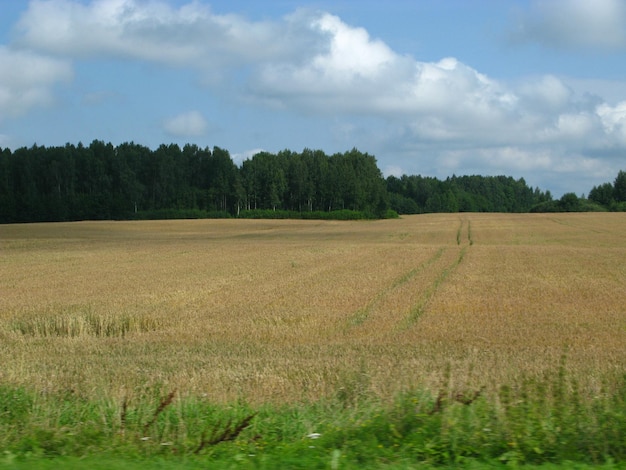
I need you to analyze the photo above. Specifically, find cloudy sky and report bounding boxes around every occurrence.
[1,0,626,196]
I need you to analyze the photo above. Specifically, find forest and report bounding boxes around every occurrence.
[0,140,624,223]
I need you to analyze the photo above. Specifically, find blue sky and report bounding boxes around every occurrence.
[1,0,626,196]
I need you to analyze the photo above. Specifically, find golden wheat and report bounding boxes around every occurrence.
[0,214,624,404]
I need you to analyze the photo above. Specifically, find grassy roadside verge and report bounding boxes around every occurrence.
[1,370,624,469]
[1,457,625,470]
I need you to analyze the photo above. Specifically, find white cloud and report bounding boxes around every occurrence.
[13,0,315,69]
[163,110,209,137]
[382,165,404,178]
[13,1,622,147]
[518,75,572,110]
[253,12,414,112]
[565,78,626,106]
[597,101,626,145]
[0,46,72,118]
[231,148,265,165]
[511,0,626,50]
[555,113,596,138]
[254,15,514,134]
[6,0,626,194]
[15,0,210,61]
[310,13,396,79]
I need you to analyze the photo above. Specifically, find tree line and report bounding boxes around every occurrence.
[0,141,388,223]
[587,170,626,211]
[0,140,623,223]
[527,170,626,213]
[386,174,551,214]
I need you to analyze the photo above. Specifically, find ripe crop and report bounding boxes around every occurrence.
[1,213,624,405]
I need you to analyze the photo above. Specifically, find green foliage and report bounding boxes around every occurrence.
[0,370,624,468]
[614,170,626,202]
[1,141,622,222]
[530,194,608,213]
[237,209,373,220]
[578,199,608,212]
[587,170,626,211]
[386,174,551,214]
[610,201,626,212]
[134,209,231,220]
[0,143,391,223]
[559,192,582,211]
[589,182,616,206]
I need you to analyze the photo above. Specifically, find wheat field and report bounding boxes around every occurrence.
[1,213,624,405]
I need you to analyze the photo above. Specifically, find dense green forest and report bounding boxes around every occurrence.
[0,140,623,223]
[586,170,626,211]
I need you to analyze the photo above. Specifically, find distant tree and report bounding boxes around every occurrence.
[12,145,43,221]
[588,182,614,206]
[240,151,287,211]
[425,193,443,213]
[208,146,239,212]
[457,191,480,212]
[301,148,327,211]
[0,148,16,222]
[559,192,581,212]
[442,189,459,213]
[614,170,626,202]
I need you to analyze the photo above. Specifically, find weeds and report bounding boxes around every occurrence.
[0,369,623,466]
[142,390,176,434]
[194,413,256,454]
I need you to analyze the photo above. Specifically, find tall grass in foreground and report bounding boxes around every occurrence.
[1,368,624,468]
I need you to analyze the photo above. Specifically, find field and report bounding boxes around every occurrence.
[1,213,625,467]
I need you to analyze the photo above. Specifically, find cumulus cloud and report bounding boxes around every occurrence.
[12,1,621,139]
[0,46,72,118]
[254,13,518,145]
[597,101,626,145]
[231,148,265,165]
[163,110,209,137]
[382,165,405,178]
[518,75,572,111]
[13,0,317,69]
[6,0,626,192]
[511,0,626,50]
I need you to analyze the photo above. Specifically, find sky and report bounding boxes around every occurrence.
[1,0,626,197]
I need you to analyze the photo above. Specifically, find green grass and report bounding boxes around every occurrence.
[1,457,625,470]
[1,369,624,469]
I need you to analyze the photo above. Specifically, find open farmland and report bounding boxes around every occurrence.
[1,213,625,406]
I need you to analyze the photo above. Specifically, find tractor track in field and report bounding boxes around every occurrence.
[548,216,606,234]
[398,217,472,329]
[457,217,473,246]
[347,247,446,327]
[346,217,475,334]
[397,244,468,330]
